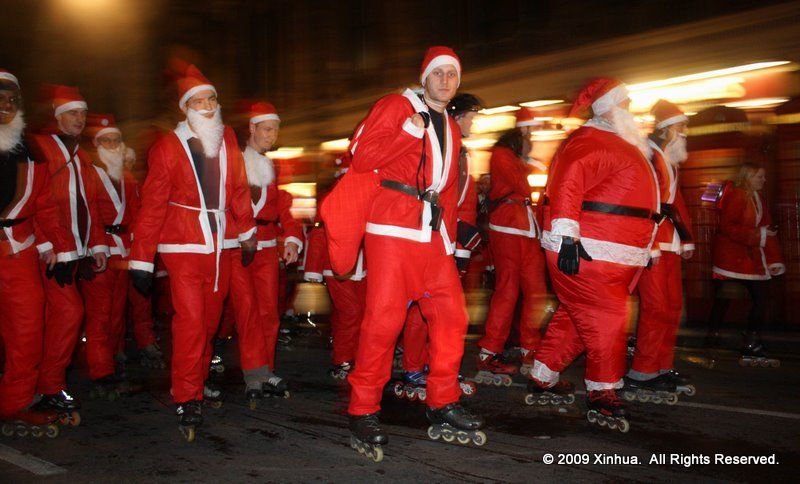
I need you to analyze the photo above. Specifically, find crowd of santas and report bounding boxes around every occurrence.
[0,43,786,451]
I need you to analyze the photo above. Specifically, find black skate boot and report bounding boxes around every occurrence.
[329,361,352,381]
[176,400,202,442]
[35,390,81,427]
[139,343,167,369]
[740,332,780,368]
[262,374,290,398]
[245,386,264,410]
[209,339,226,375]
[349,413,387,462]
[586,390,630,433]
[425,403,487,446]
[622,374,679,405]
[626,335,637,358]
[524,379,576,406]
[203,381,224,408]
[663,369,695,396]
[1,408,61,439]
[90,373,142,401]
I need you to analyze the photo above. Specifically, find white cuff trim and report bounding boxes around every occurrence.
[303,271,323,282]
[402,118,425,139]
[90,245,111,257]
[585,378,624,391]
[530,360,559,386]
[36,241,54,254]
[455,248,471,258]
[760,226,767,248]
[285,236,304,253]
[769,263,786,277]
[129,260,155,273]
[56,250,79,263]
[550,218,580,239]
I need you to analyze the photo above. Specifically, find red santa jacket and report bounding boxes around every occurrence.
[303,221,366,282]
[541,123,659,267]
[129,122,256,273]
[91,165,140,259]
[1,147,74,261]
[487,146,538,238]
[648,140,695,256]
[28,133,108,259]
[712,186,784,280]
[351,89,461,253]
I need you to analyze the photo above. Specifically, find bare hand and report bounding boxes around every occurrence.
[650,256,660,267]
[410,114,425,128]
[93,252,108,273]
[283,242,299,264]
[40,250,57,270]
[681,250,694,260]
[240,235,257,252]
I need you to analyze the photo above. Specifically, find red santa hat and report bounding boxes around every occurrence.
[177,65,216,110]
[238,100,280,125]
[86,113,122,140]
[52,85,88,117]
[651,99,688,130]
[420,46,461,87]
[515,107,544,128]
[568,78,628,118]
[0,69,19,89]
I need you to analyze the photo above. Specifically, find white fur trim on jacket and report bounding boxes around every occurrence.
[129,260,154,273]
[769,263,786,276]
[402,118,425,139]
[711,266,770,281]
[585,378,624,391]
[541,230,651,267]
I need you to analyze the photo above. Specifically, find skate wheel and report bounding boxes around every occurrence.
[46,424,59,439]
[617,419,630,433]
[393,382,404,397]
[283,391,291,399]
[622,391,636,402]
[370,446,384,463]
[405,388,416,400]
[16,426,28,437]
[666,394,678,406]
[524,394,535,406]
[249,400,258,410]
[1,424,14,437]
[474,375,483,384]
[771,360,780,368]
[180,426,196,442]
[597,415,607,427]
[638,393,651,403]
[586,410,597,423]
[607,419,618,430]
[442,431,455,443]
[538,395,550,406]
[683,385,696,397]
[31,426,44,438]
[564,394,576,405]
[472,430,487,446]
[209,401,223,409]
[418,390,426,402]
[427,425,441,440]
[502,377,513,387]
[462,382,476,396]
[492,378,502,387]
[457,433,470,445]
[651,395,662,405]
[69,411,81,427]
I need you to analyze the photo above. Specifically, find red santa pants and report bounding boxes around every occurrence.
[631,252,683,378]
[126,280,157,350]
[80,260,128,380]
[37,260,85,395]
[326,277,366,366]
[226,248,268,371]
[402,303,429,372]
[217,300,236,340]
[250,246,281,369]
[478,231,547,354]
[162,249,230,403]
[531,252,637,391]
[0,247,46,416]
[348,233,468,415]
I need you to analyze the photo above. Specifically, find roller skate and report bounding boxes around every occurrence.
[35,390,81,427]
[1,409,61,439]
[349,413,387,462]
[203,381,224,409]
[139,343,167,369]
[626,335,637,358]
[519,349,536,377]
[739,333,780,368]
[392,346,404,374]
[176,400,202,442]
[209,339,226,375]
[245,385,264,410]
[262,374,290,398]
[90,373,143,401]
[458,374,477,397]
[524,379,576,406]
[663,369,695,397]
[621,374,679,405]
[329,361,352,381]
[474,350,517,386]
[586,390,630,433]
[425,403,487,446]
[391,370,427,402]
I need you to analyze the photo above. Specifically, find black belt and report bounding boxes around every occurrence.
[380,180,440,205]
[581,201,663,223]
[105,224,127,235]
[256,219,278,226]
[659,202,692,241]
[0,218,26,228]
[501,198,532,207]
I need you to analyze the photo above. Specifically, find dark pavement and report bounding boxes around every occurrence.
[1,325,799,483]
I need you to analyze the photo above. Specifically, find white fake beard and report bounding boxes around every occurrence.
[187,107,224,158]
[663,135,688,166]
[97,145,125,181]
[243,146,275,187]
[609,106,651,158]
[0,111,25,153]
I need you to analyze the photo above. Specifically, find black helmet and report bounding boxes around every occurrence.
[447,93,483,118]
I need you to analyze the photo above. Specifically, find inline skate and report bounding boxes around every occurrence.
[426,403,487,446]
[349,413,387,462]
[524,379,576,406]
[586,390,630,433]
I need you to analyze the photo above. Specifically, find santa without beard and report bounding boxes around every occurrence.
[242,145,275,187]
[0,111,25,153]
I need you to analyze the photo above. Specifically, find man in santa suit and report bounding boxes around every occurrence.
[224,101,303,403]
[0,70,75,431]
[28,84,109,418]
[331,47,485,459]
[128,65,256,439]
[529,78,659,432]
[304,154,366,381]
[80,113,149,396]
[627,100,695,397]
[476,107,549,384]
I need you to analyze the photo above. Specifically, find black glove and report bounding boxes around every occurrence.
[418,111,431,128]
[129,269,154,297]
[455,256,470,274]
[46,260,77,288]
[557,237,592,276]
[482,269,496,289]
[457,221,482,251]
[76,257,97,281]
[241,246,256,267]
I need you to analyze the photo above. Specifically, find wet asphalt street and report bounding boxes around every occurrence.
[1,327,799,483]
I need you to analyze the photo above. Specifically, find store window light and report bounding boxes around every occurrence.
[320,138,350,151]
[520,99,564,108]
[268,147,305,159]
[479,105,520,115]
[528,174,548,187]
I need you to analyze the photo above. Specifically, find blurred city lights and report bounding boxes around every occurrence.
[267,147,305,159]
[320,138,350,151]
[479,105,520,115]
[627,61,790,91]
[520,99,564,108]
[463,138,497,150]
[527,174,548,187]
[470,114,516,134]
[531,129,566,142]
[725,97,789,109]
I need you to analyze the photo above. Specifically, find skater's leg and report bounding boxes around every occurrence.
[128,278,157,349]
[656,254,685,372]
[327,277,366,365]
[228,249,268,375]
[252,246,281,370]
[706,279,729,339]
[80,269,117,381]
[530,304,583,385]
[518,238,547,353]
[201,251,230,383]
[478,232,522,354]
[743,280,769,333]
[402,303,429,372]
